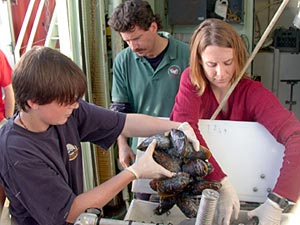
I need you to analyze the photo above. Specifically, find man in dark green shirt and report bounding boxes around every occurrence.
[108,1,190,185]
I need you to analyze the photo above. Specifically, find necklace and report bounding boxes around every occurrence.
[19,113,28,130]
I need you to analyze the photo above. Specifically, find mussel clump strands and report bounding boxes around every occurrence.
[137,129,222,218]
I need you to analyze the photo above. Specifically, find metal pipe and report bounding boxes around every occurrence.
[210,0,290,120]
[26,0,46,52]
[195,189,219,225]
[6,0,16,56]
[14,0,35,61]
[75,208,155,225]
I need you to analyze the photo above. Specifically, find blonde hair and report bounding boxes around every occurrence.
[189,18,248,95]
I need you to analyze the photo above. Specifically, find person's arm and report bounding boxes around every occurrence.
[245,83,300,224]
[110,102,135,168]
[67,167,135,222]
[0,184,5,213]
[66,140,174,222]
[0,51,14,119]
[3,84,15,118]
[243,81,300,202]
[121,114,181,138]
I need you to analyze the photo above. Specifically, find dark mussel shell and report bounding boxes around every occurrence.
[153,150,182,172]
[149,179,158,192]
[206,161,214,175]
[156,172,190,196]
[183,143,212,161]
[185,180,222,196]
[169,129,187,158]
[137,132,171,151]
[176,194,198,218]
[154,196,177,215]
[140,128,218,218]
[182,159,209,178]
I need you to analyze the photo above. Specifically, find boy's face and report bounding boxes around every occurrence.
[120,22,158,57]
[36,101,79,126]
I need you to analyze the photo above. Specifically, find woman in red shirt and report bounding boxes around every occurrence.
[171,18,300,225]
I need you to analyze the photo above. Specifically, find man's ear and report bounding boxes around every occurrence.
[149,21,158,32]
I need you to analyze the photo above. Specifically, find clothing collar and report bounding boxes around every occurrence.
[134,32,177,61]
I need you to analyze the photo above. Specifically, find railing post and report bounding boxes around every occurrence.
[25,0,46,52]
[14,0,35,61]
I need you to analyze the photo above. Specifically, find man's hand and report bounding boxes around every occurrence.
[247,198,283,225]
[118,142,136,168]
[214,177,240,225]
[127,140,175,179]
[117,135,136,168]
[177,122,200,151]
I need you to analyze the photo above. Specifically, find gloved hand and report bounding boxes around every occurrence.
[126,140,175,179]
[247,198,283,225]
[178,122,200,151]
[214,177,240,225]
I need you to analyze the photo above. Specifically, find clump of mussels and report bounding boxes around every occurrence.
[137,129,222,218]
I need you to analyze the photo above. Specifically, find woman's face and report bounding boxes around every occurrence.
[201,45,236,91]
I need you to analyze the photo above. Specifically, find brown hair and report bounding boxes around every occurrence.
[108,0,162,32]
[190,18,248,95]
[13,46,87,112]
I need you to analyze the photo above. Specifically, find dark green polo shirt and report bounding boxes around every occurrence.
[111,32,190,151]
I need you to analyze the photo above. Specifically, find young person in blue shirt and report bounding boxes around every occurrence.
[0,46,199,225]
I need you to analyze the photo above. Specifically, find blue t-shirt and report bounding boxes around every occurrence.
[0,100,126,225]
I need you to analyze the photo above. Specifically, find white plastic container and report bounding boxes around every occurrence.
[126,120,298,225]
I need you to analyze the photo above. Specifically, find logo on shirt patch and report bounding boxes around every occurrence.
[168,65,181,78]
[66,144,79,161]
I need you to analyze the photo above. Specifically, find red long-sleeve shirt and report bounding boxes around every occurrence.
[0,50,13,121]
[170,67,300,202]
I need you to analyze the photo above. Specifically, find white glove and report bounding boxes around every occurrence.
[247,198,283,225]
[126,140,175,179]
[178,122,200,151]
[214,177,240,225]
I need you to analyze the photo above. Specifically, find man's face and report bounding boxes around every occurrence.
[120,23,157,57]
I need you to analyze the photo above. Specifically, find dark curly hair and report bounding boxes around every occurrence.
[108,0,162,32]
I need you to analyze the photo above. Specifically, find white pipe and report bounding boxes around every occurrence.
[56,0,71,57]
[6,0,16,53]
[26,0,46,52]
[44,5,57,48]
[14,0,35,61]
[210,0,290,120]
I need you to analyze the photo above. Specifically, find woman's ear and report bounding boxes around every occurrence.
[198,58,203,65]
